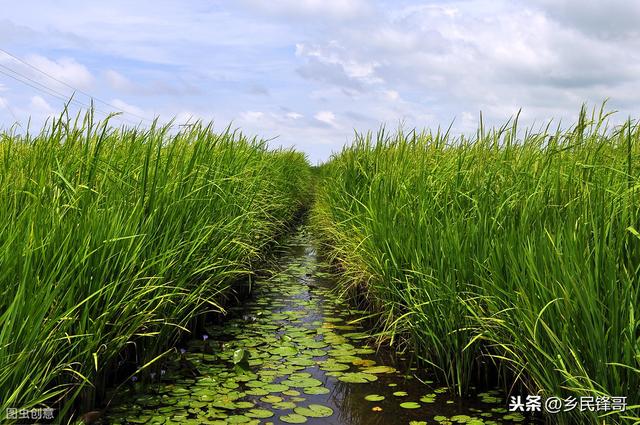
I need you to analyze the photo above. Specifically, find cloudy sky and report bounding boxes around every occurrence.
[1,1,639,162]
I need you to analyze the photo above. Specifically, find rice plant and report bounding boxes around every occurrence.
[312,106,640,424]
[0,108,311,420]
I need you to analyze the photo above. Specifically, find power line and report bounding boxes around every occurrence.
[0,64,96,110]
[0,48,153,123]
[0,48,153,124]
[0,66,141,126]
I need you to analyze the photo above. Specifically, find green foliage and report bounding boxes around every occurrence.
[313,105,640,424]
[0,109,311,417]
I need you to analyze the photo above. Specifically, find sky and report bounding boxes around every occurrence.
[1,0,639,163]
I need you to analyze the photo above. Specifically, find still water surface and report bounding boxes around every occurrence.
[100,227,537,425]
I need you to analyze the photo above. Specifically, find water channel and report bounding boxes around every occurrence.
[99,227,536,425]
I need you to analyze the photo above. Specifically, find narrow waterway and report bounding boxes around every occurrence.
[99,227,536,425]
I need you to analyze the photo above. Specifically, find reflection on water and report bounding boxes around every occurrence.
[99,227,539,425]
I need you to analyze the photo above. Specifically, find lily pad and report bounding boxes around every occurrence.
[303,386,330,395]
[263,383,290,393]
[294,404,334,418]
[279,413,308,423]
[233,349,250,365]
[450,415,479,423]
[364,394,385,402]
[245,409,274,419]
[272,401,297,410]
[273,347,298,356]
[260,395,283,404]
[399,402,421,409]
[420,394,436,403]
[289,358,315,366]
[319,362,350,372]
[361,365,396,374]
[343,332,369,340]
[226,415,251,423]
[281,377,323,388]
[352,359,376,367]
[301,340,328,349]
[245,388,269,396]
[337,372,378,383]
[235,401,255,409]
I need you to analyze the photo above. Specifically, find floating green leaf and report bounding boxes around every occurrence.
[337,372,378,383]
[302,386,330,395]
[263,383,289,393]
[294,404,334,418]
[399,402,421,409]
[361,365,396,374]
[343,332,368,340]
[226,415,251,423]
[281,377,323,388]
[234,401,255,409]
[273,346,298,356]
[233,349,250,365]
[273,401,297,410]
[245,409,274,419]
[420,394,436,403]
[319,362,350,372]
[364,394,385,402]
[260,395,283,404]
[245,388,269,396]
[279,413,308,424]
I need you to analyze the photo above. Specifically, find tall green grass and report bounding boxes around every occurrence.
[0,109,311,420]
[313,107,640,424]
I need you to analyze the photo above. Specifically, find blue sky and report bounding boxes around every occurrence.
[1,0,639,163]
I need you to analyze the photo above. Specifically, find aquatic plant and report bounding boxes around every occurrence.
[98,228,522,425]
[0,108,311,419]
[313,105,640,424]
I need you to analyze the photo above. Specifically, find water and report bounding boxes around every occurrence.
[98,227,537,425]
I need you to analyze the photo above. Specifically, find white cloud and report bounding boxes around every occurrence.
[296,43,378,80]
[290,0,640,134]
[1,0,640,162]
[384,90,400,102]
[109,98,147,118]
[314,111,336,126]
[25,55,94,90]
[30,95,53,112]
[173,111,205,126]
[105,70,134,91]
[296,42,382,88]
[286,112,303,120]
[240,111,265,123]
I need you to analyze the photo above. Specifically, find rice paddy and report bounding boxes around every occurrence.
[312,107,640,424]
[0,110,311,422]
[1,106,639,425]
